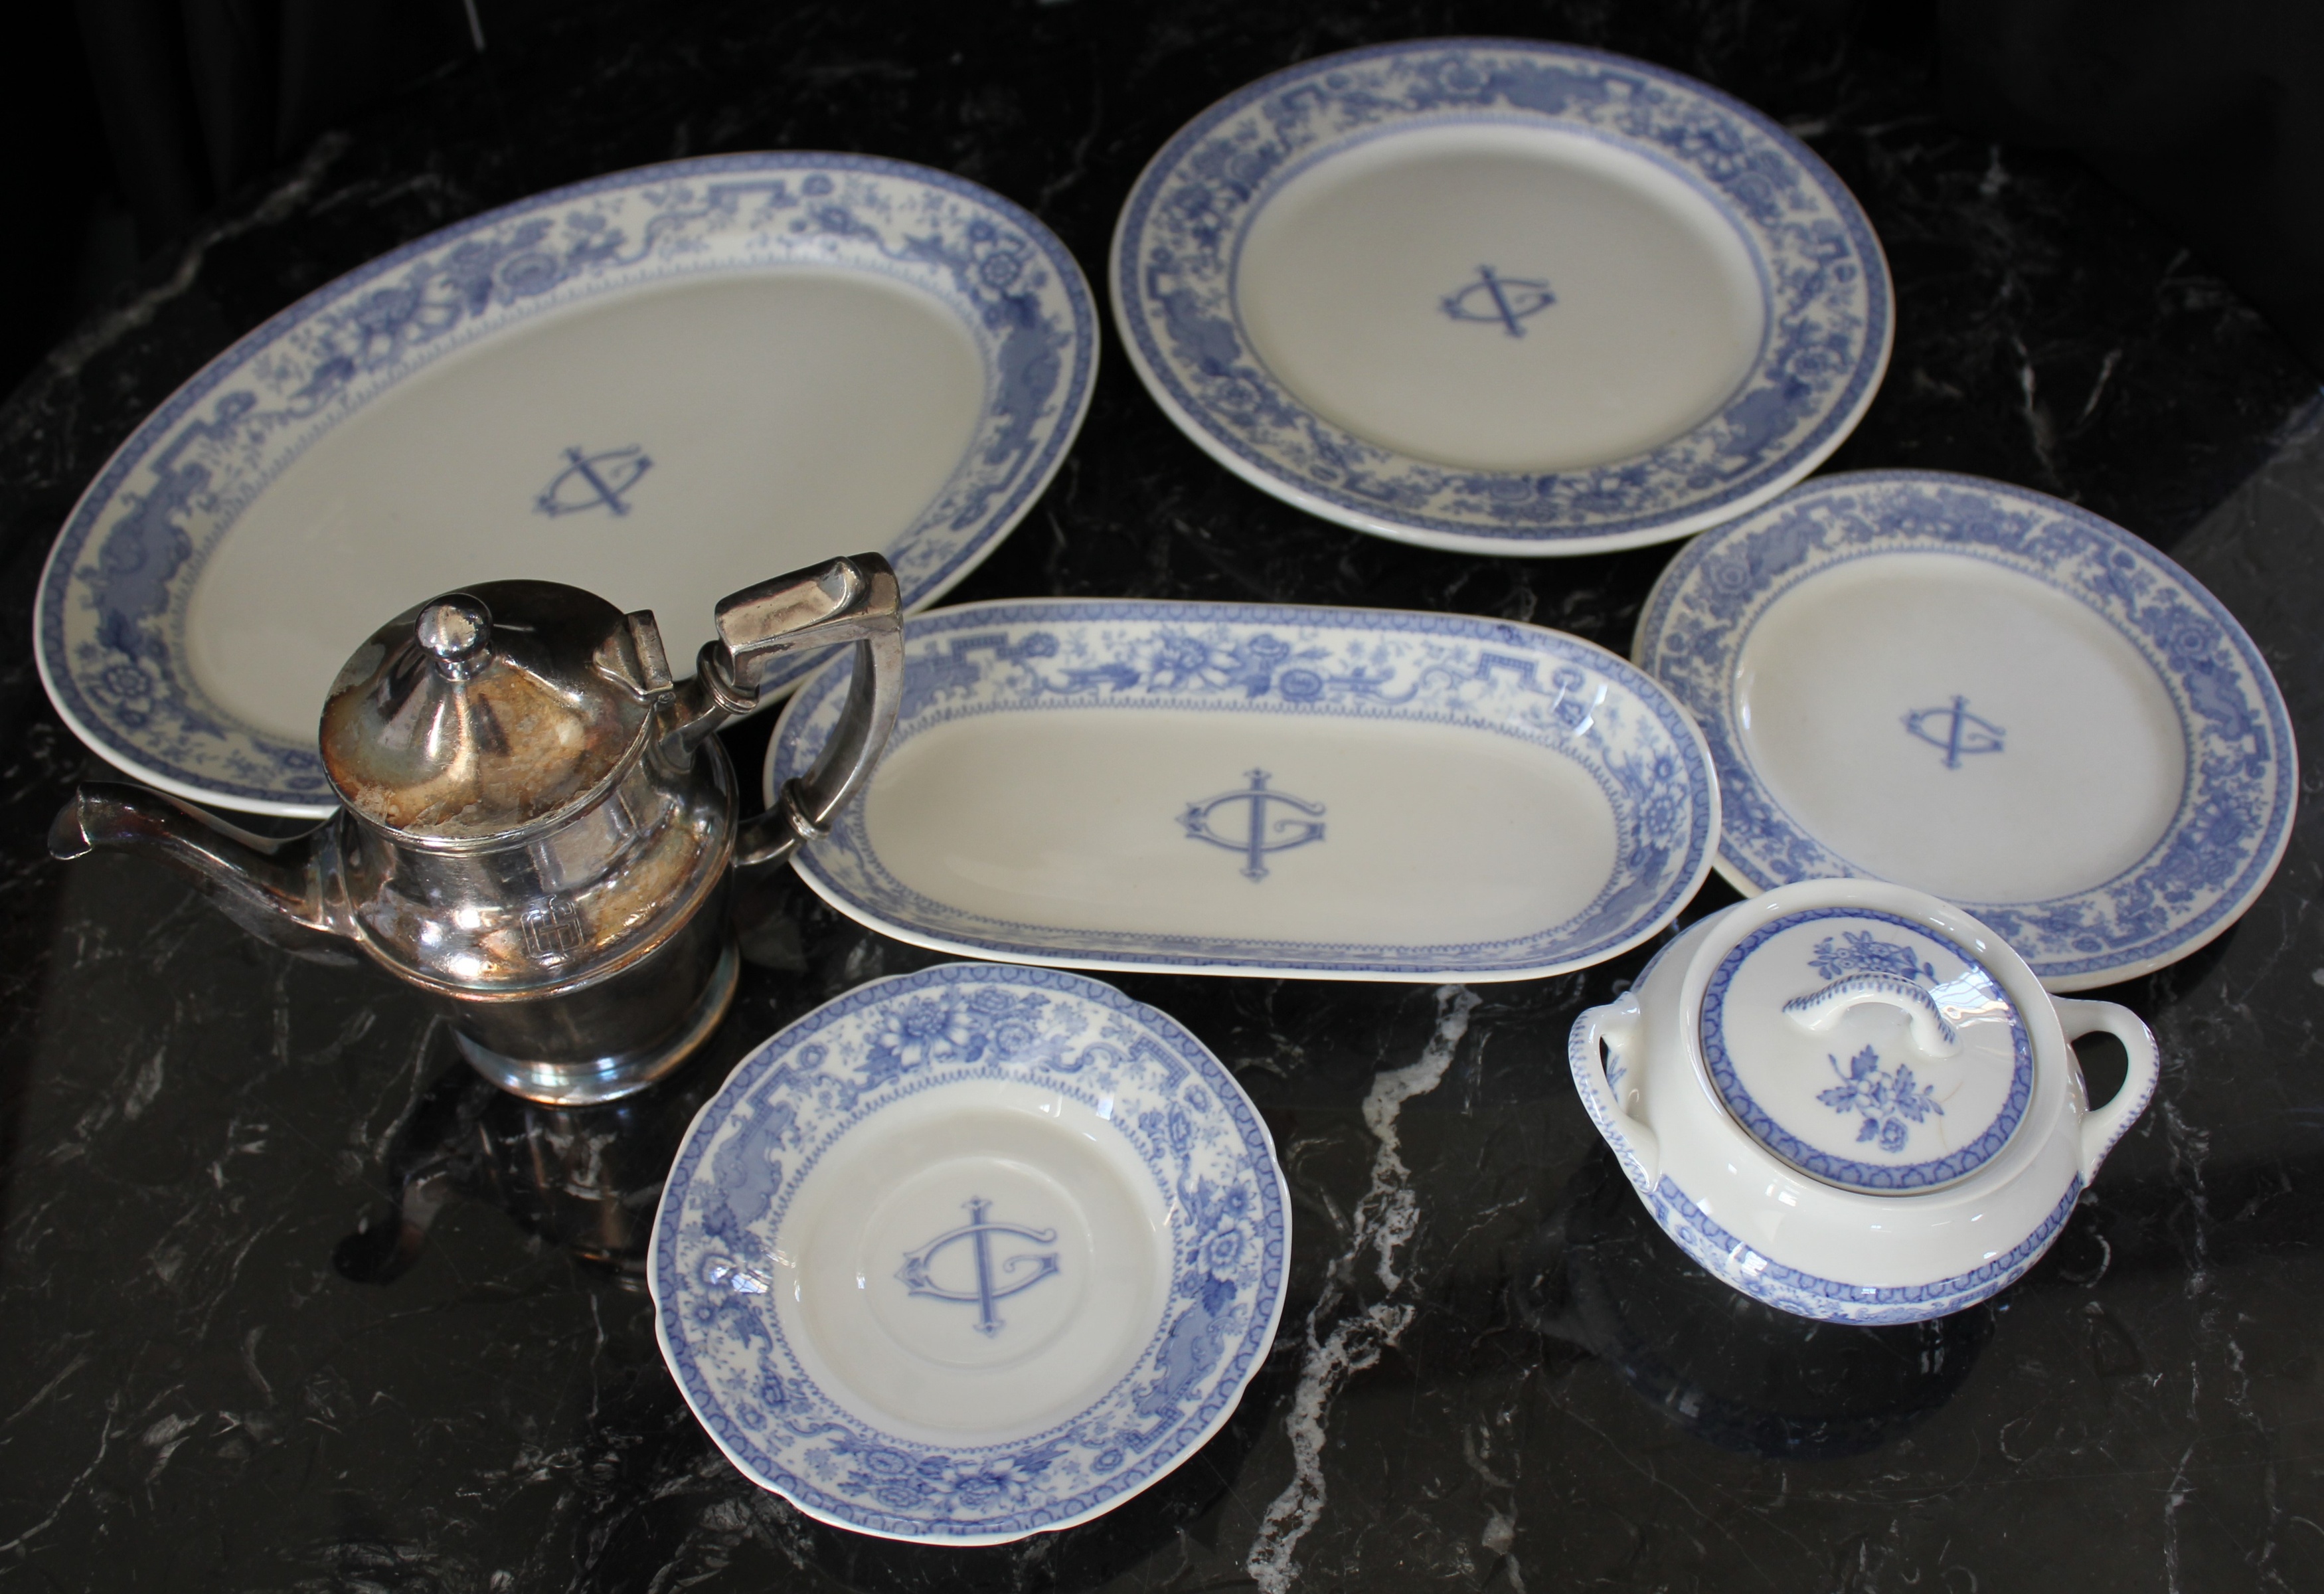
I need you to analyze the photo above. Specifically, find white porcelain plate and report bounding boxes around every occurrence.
[37,153,1097,816]
[650,962,1289,1544]
[1111,39,1891,556]
[769,598,1719,980]
[1633,470,2298,991]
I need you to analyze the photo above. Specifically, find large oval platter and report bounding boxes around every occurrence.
[768,598,1720,980]
[651,961,1290,1544]
[1111,39,1891,556]
[1632,470,2298,991]
[39,153,1097,816]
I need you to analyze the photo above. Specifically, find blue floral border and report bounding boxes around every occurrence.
[1649,1174,2080,1325]
[1698,907,2034,1192]
[1112,38,1891,549]
[651,962,1289,1541]
[39,152,1097,810]
[768,599,1719,978]
[1633,470,2299,985]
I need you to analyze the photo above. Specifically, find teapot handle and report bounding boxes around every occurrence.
[2051,998,2161,1182]
[1567,996,1662,1193]
[658,553,904,870]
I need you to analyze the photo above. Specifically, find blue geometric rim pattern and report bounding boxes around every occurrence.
[1648,1174,2082,1326]
[37,152,1096,812]
[1112,38,1892,552]
[650,963,1290,1542]
[1699,907,2034,1192]
[768,598,1720,978]
[1633,470,2299,988]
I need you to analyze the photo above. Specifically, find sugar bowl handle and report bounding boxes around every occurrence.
[658,553,904,870]
[2052,998,2161,1182]
[1568,996,1663,1193]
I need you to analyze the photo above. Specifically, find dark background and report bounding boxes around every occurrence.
[10,0,2321,410]
[3,3,2323,1590]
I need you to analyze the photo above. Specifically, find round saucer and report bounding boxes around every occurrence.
[649,963,1289,1544]
[1111,39,1891,556]
[1633,470,2298,990]
[39,153,1096,816]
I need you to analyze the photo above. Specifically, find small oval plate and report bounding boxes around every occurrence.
[1112,39,1890,556]
[39,153,1097,816]
[650,962,1289,1544]
[769,598,1719,980]
[1633,470,2299,991]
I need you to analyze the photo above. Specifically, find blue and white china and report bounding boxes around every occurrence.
[1570,878,2159,1325]
[766,598,1720,980]
[1633,469,2298,992]
[649,962,1290,1544]
[38,153,1097,816]
[1110,39,1891,556]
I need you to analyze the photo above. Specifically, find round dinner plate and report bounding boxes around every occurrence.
[651,962,1289,1544]
[38,153,1096,816]
[1111,39,1891,556]
[1633,470,2298,991]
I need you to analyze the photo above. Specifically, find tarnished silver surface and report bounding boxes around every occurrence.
[48,553,904,1103]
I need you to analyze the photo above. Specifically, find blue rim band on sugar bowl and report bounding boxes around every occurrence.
[1639,1173,2082,1326]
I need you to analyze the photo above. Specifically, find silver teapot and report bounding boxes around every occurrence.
[50,554,902,1105]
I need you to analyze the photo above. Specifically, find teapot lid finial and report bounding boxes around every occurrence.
[414,596,493,678]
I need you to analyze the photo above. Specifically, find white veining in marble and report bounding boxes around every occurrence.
[1246,985,1479,1593]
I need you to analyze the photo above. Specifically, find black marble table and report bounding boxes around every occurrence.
[4,4,2321,1589]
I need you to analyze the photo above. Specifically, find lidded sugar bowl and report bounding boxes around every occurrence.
[50,555,902,1106]
[1569,879,2159,1323]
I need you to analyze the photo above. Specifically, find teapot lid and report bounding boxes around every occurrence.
[320,580,669,841]
[1696,907,2033,1195]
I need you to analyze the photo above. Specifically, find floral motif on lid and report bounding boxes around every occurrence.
[1698,907,2033,1194]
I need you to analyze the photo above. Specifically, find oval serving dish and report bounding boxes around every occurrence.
[651,961,1289,1544]
[768,598,1719,980]
[38,152,1096,816]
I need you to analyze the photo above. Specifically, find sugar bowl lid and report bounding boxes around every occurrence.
[1696,906,2034,1194]
[320,580,663,841]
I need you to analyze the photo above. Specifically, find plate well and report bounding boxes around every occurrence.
[864,710,1619,948]
[1237,120,1766,473]
[187,270,985,741]
[774,1078,1171,1443]
[1734,551,2187,905]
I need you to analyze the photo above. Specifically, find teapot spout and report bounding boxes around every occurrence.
[50,783,355,961]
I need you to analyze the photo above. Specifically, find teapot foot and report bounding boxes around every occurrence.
[453,939,741,1107]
